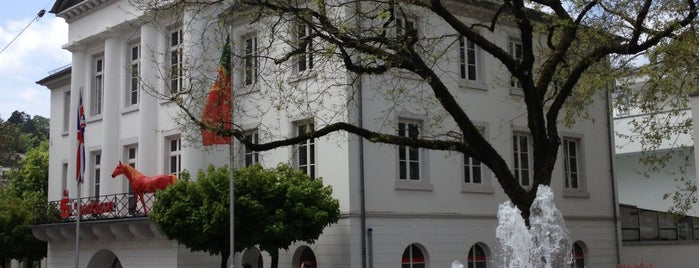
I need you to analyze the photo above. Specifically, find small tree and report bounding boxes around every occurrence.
[0,189,47,264]
[150,164,340,268]
[0,140,49,264]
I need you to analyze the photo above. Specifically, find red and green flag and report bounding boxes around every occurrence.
[201,38,232,146]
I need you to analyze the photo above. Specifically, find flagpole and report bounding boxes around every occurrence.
[75,181,81,268]
[228,30,236,268]
[75,89,86,268]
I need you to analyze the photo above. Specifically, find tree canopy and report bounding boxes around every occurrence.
[135,0,699,222]
[149,164,340,268]
[0,140,49,264]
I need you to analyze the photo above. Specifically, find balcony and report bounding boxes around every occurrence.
[34,192,157,224]
[30,192,163,242]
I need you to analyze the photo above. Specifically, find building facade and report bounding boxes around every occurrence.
[33,0,619,267]
[613,76,699,267]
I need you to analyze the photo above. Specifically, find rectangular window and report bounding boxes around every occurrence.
[93,56,104,115]
[168,137,181,177]
[508,40,523,88]
[170,29,183,94]
[639,210,659,240]
[62,162,68,191]
[563,138,580,189]
[659,212,678,240]
[678,217,693,240]
[244,131,259,167]
[244,36,258,85]
[63,91,70,132]
[464,155,482,184]
[296,22,313,73]
[459,35,478,81]
[92,152,101,198]
[129,44,140,105]
[398,121,420,181]
[125,146,137,168]
[513,132,531,186]
[620,206,640,241]
[296,122,315,179]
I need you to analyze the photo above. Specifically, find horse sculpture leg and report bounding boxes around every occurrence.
[138,192,148,215]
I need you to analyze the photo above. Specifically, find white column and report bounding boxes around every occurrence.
[138,23,160,175]
[102,35,124,195]
[179,6,222,173]
[66,44,86,199]
[690,93,699,191]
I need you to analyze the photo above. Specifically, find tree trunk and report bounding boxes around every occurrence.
[270,250,279,268]
[221,251,230,268]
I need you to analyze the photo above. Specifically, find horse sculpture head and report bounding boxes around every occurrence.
[111,160,128,178]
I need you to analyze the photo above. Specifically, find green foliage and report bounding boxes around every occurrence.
[0,188,47,262]
[150,164,340,267]
[0,137,49,263]
[9,140,49,196]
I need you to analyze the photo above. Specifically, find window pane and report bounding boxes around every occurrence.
[639,210,659,240]
[409,162,419,180]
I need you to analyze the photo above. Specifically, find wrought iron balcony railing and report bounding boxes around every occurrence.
[34,192,157,225]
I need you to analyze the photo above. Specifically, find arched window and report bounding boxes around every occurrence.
[467,243,487,268]
[297,246,316,268]
[571,241,585,268]
[401,244,426,268]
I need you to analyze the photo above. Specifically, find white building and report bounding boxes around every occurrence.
[613,76,699,267]
[33,0,619,267]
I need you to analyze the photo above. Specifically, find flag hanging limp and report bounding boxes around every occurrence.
[76,91,86,183]
[201,38,232,146]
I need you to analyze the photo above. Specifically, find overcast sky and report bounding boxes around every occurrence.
[0,0,70,120]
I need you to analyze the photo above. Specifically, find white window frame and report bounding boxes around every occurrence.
[63,91,70,133]
[244,35,258,86]
[295,21,313,73]
[398,120,421,181]
[395,117,432,191]
[508,39,523,89]
[459,35,478,82]
[243,130,259,167]
[92,56,104,116]
[61,161,68,191]
[401,243,427,268]
[169,28,183,94]
[461,125,493,193]
[295,121,316,179]
[512,132,532,187]
[91,151,102,198]
[466,243,488,268]
[129,44,140,106]
[561,134,589,198]
[167,136,181,178]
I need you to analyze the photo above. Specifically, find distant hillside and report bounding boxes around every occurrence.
[0,111,49,168]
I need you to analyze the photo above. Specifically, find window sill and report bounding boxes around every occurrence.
[288,70,317,84]
[395,179,433,191]
[236,84,260,96]
[458,80,487,91]
[461,183,494,194]
[121,105,139,115]
[509,87,524,96]
[86,114,103,123]
[562,189,590,198]
[389,68,422,81]
[62,131,69,137]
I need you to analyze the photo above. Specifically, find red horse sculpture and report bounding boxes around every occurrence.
[111,161,177,214]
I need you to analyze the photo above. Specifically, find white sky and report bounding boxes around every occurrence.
[0,0,70,120]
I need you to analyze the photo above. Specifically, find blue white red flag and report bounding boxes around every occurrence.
[76,92,86,183]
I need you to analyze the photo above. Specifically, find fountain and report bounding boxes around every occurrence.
[495,185,572,268]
